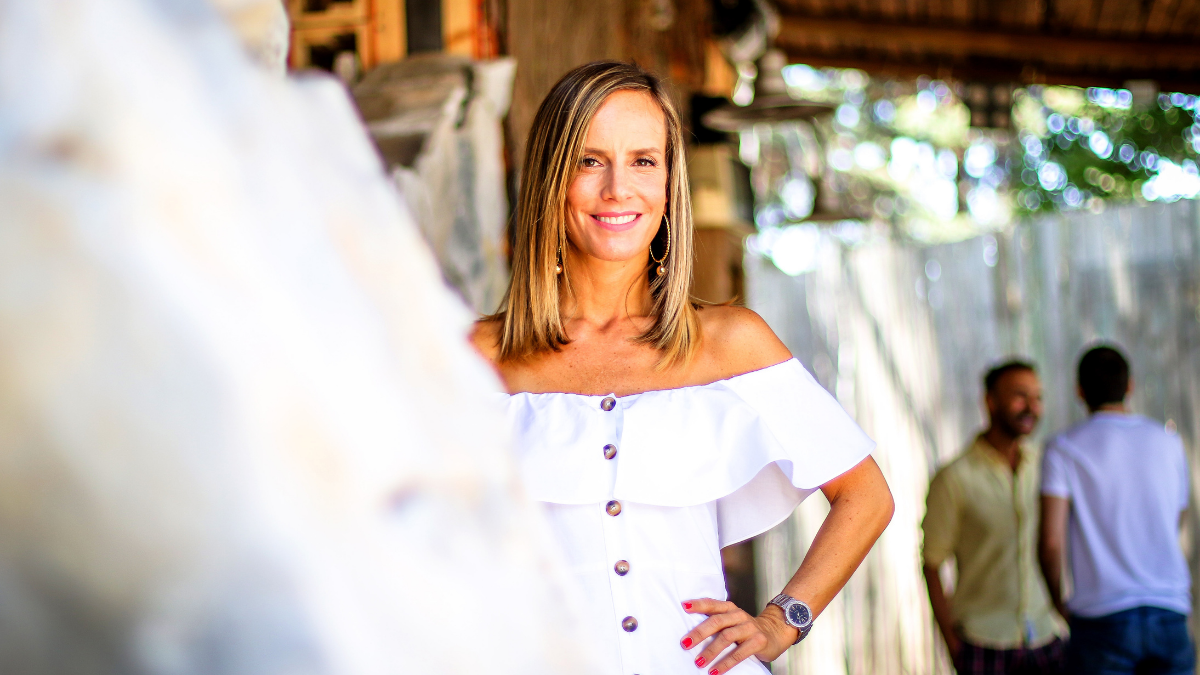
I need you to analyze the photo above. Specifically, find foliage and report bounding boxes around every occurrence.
[1012,87,1200,214]
[769,65,1200,246]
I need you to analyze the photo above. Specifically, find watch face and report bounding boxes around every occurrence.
[787,603,812,628]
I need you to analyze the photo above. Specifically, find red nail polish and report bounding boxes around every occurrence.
[683,602,693,610]
[682,637,692,648]
[709,669,719,675]
[695,656,706,667]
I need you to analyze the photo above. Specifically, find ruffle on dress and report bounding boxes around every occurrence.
[502,358,876,547]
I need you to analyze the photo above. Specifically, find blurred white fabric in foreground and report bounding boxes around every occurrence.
[0,1,589,674]
[212,0,290,73]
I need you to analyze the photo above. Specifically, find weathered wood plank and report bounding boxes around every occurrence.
[1144,0,1183,34]
[776,12,1200,64]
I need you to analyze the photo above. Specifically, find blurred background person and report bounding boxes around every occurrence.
[1039,345,1194,675]
[922,361,1067,674]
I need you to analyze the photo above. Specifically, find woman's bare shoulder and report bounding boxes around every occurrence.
[470,317,503,364]
[695,304,792,377]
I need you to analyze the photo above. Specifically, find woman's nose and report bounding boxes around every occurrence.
[601,165,635,201]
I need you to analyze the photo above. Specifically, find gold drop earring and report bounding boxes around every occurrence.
[650,215,670,276]
[555,245,563,275]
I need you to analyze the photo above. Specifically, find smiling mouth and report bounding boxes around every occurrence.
[595,214,639,225]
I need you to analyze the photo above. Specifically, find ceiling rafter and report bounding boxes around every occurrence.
[781,51,1200,89]
[775,10,1200,90]
[778,13,1199,62]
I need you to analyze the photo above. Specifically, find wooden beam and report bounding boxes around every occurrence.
[442,0,474,57]
[1145,0,1183,33]
[373,0,406,64]
[777,12,1200,66]
[778,49,1200,91]
[1175,0,1200,40]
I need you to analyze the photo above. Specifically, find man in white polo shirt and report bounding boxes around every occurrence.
[1039,345,1194,675]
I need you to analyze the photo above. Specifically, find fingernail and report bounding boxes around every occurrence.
[694,656,706,667]
[683,602,693,610]
[709,669,719,675]
[682,637,692,648]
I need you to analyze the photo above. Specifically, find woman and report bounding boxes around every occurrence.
[473,61,894,675]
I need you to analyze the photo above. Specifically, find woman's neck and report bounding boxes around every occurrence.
[560,251,653,326]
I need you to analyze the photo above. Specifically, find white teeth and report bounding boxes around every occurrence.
[596,214,637,225]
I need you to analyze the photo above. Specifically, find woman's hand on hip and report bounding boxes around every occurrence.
[679,598,797,673]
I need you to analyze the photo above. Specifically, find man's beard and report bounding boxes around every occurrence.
[997,410,1038,437]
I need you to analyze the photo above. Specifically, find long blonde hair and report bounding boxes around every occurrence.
[494,61,698,366]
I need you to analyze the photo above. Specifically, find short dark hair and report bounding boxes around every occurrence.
[1078,345,1129,409]
[984,359,1037,393]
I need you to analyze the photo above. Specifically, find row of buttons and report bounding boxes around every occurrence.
[607,500,635,632]
[602,396,639,638]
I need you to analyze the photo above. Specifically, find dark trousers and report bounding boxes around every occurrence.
[1067,606,1195,675]
[955,637,1066,675]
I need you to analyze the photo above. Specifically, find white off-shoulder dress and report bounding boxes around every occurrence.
[501,358,876,675]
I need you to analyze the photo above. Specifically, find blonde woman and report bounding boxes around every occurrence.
[473,61,893,675]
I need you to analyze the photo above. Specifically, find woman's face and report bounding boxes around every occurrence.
[564,90,668,265]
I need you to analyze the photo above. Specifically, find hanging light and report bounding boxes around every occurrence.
[702,49,834,131]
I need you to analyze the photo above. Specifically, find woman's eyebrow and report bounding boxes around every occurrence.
[581,146,663,157]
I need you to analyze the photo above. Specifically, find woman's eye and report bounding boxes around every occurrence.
[634,158,658,167]
[581,157,601,167]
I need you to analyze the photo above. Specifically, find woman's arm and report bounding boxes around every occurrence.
[775,456,895,616]
[681,457,894,673]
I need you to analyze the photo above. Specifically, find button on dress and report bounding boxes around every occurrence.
[500,358,875,675]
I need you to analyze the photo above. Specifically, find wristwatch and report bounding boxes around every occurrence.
[768,593,814,644]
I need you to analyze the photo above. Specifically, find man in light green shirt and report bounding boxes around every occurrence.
[922,361,1067,674]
